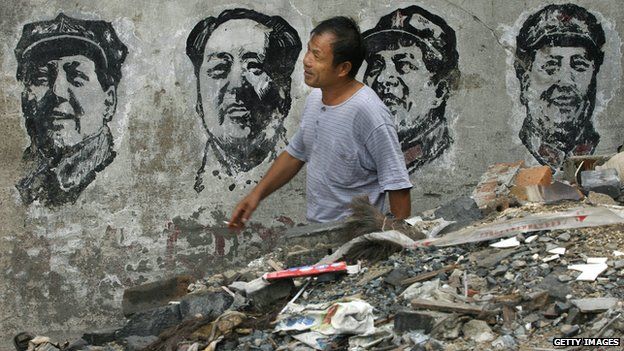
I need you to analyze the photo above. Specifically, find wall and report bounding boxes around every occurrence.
[0,0,622,343]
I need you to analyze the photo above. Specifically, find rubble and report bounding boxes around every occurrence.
[14,159,624,351]
[581,169,622,199]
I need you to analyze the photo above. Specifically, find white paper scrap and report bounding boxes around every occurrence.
[405,216,423,226]
[613,250,624,257]
[490,237,520,248]
[525,235,538,243]
[568,263,608,281]
[548,247,566,255]
[542,254,560,262]
[587,257,608,264]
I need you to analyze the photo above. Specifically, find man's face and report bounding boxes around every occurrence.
[21,54,113,158]
[199,19,276,144]
[522,46,596,136]
[364,43,439,138]
[302,32,343,88]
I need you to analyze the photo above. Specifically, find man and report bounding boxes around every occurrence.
[14,13,128,206]
[229,17,412,227]
[186,9,302,192]
[514,3,605,170]
[362,6,459,173]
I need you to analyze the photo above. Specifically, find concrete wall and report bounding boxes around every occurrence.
[1,0,622,342]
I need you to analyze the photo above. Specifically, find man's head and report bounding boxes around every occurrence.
[362,6,458,142]
[514,3,605,150]
[186,9,301,173]
[303,16,365,88]
[15,13,127,161]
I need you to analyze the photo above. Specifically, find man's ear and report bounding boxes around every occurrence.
[103,86,117,122]
[337,61,353,78]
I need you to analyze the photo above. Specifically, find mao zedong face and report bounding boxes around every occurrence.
[199,19,275,148]
[21,54,115,160]
[523,46,595,136]
[364,44,440,138]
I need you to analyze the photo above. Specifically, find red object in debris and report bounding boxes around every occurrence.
[264,262,348,280]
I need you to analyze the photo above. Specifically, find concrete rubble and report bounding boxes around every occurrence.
[13,160,624,350]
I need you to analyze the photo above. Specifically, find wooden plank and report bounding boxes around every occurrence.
[410,298,499,316]
[400,264,458,286]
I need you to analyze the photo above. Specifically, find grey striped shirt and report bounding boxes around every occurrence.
[286,86,412,223]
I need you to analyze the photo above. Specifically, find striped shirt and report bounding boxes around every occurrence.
[286,86,412,223]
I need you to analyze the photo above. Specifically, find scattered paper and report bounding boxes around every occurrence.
[568,263,608,281]
[525,235,538,243]
[613,250,624,257]
[490,237,520,248]
[587,257,608,264]
[548,247,566,255]
[405,216,423,226]
[542,254,560,262]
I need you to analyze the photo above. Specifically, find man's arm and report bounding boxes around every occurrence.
[229,151,304,228]
[388,188,411,219]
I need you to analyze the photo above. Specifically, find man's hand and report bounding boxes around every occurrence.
[227,151,305,229]
[229,191,261,229]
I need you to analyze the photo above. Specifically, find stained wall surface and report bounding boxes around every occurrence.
[1,0,622,342]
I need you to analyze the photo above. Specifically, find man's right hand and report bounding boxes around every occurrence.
[228,192,261,229]
[227,151,305,229]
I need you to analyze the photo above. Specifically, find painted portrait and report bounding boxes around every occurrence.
[514,3,606,170]
[186,8,302,192]
[14,13,128,206]
[363,6,459,174]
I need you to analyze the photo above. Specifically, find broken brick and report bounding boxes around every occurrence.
[472,161,524,210]
[514,166,552,187]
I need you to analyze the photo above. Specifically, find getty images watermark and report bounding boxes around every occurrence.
[553,337,620,347]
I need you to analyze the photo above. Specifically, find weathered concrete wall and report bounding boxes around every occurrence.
[0,0,622,343]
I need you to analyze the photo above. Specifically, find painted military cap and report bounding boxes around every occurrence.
[362,5,458,72]
[516,3,605,65]
[15,13,128,86]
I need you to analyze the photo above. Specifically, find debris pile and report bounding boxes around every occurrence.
[13,155,624,351]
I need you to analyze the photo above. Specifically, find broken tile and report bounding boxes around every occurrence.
[570,297,619,313]
[548,247,566,255]
[490,237,520,248]
[542,254,560,262]
[568,263,608,281]
[587,257,608,264]
[560,324,580,337]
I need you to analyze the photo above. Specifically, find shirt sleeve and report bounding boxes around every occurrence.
[285,128,307,162]
[365,123,413,191]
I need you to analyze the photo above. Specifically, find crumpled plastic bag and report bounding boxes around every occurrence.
[275,299,375,336]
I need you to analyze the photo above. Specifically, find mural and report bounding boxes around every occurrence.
[514,3,606,170]
[362,6,459,174]
[186,8,302,192]
[14,13,128,206]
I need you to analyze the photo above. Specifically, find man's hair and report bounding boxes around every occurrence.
[186,8,301,87]
[311,16,365,78]
[514,3,605,82]
[362,6,459,86]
